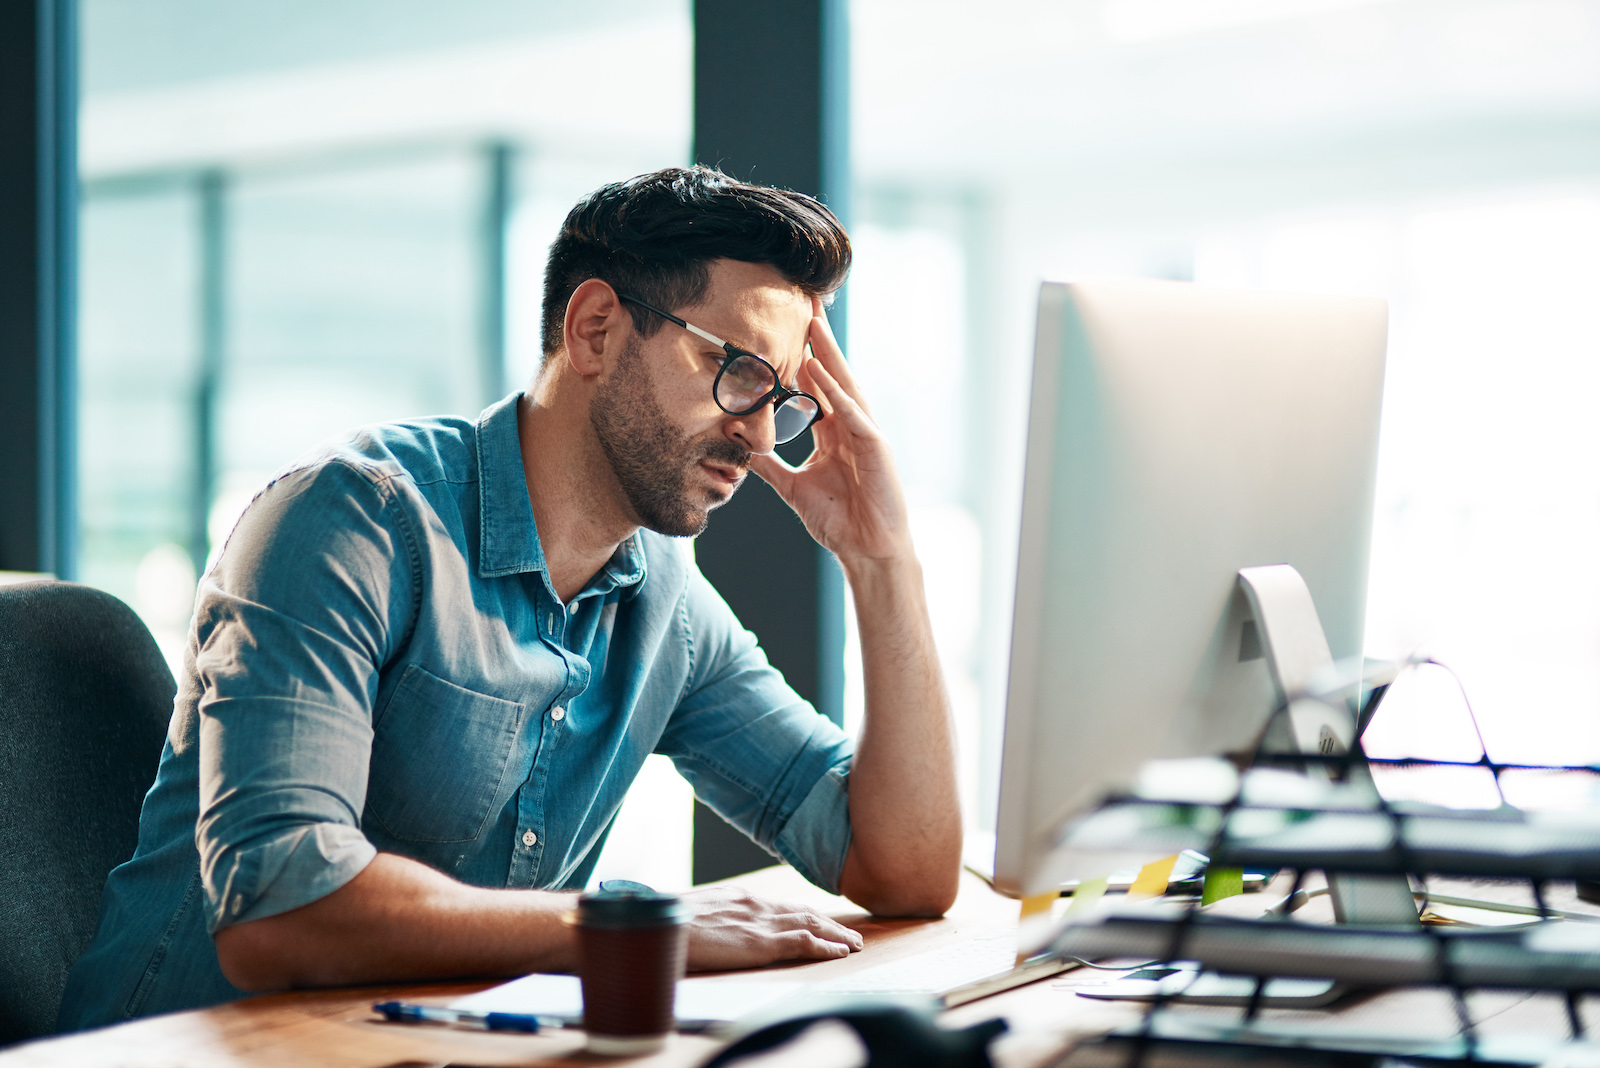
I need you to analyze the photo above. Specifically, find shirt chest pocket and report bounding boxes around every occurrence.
[366,664,527,843]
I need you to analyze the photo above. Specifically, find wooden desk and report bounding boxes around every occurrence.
[15,869,1583,1067]
[0,867,1140,1068]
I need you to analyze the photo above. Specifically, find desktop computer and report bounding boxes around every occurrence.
[992,277,1390,901]
[833,278,1398,1006]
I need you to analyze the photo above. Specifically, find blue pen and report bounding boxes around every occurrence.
[372,1000,561,1033]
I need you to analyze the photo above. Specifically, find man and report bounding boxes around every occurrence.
[59,166,960,1029]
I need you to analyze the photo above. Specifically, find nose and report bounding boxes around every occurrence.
[724,402,777,456]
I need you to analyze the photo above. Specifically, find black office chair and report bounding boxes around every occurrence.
[0,581,174,1047]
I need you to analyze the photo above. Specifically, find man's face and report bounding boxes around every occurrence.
[588,260,814,537]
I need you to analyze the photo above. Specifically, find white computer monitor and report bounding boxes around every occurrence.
[992,278,1389,899]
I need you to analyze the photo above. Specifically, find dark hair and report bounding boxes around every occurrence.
[540,166,851,357]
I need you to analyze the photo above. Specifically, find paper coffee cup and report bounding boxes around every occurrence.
[574,887,687,1055]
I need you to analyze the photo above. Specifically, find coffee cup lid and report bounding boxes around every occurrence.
[577,886,686,928]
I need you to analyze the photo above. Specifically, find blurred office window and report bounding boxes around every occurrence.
[850,0,1600,828]
[79,0,691,886]
[78,183,200,655]
[844,218,988,814]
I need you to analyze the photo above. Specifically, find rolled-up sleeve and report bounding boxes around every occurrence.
[192,460,415,933]
[655,568,854,893]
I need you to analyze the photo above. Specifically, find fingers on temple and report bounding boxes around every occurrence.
[805,357,874,432]
[797,362,837,421]
[808,314,866,397]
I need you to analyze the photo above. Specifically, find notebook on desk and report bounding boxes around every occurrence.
[452,934,1073,1028]
[451,973,807,1030]
[811,933,1072,1007]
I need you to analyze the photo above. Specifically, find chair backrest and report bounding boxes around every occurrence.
[0,581,174,1046]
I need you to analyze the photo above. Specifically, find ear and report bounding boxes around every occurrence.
[563,279,628,378]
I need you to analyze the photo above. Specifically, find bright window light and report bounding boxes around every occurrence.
[1102,0,1401,42]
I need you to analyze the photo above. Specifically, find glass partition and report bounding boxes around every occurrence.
[850,0,1600,829]
[78,182,201,653]
[79,0,693,888]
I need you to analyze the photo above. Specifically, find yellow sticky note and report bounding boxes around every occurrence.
[1019,889,1056,922]
[1016,888,1060,965]
[1127,855,1179,899]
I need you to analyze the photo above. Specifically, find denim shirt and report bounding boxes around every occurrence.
[59,393,853,1030]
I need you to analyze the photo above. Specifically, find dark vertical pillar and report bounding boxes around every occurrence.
[191,171,226,576]
[690,0,850,884]
[480,141,513,407]
[0,0,76,577]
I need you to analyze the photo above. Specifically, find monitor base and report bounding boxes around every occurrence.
[1073,963,1345,1008]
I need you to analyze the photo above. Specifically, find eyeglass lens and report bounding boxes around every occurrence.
[772,395,820,444]
[714,353,776,412]
[715,352,819,444]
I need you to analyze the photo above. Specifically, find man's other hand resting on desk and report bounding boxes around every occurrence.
[58,169,958,1026]
[215,859,865,991]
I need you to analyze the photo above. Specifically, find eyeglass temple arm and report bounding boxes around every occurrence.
[619,293,730,350]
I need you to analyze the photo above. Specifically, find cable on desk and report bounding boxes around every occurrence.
[1263,884,1329,918]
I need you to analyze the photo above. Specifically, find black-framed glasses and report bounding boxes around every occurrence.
[618,294,823,446]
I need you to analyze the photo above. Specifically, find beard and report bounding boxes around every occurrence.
[589,337,750,538]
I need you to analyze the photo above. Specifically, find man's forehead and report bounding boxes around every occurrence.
[683,262,812,366]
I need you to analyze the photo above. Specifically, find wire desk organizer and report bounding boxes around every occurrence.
[1041,657,1600,1068]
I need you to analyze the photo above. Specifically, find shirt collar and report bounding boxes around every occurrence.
[596,533,649,602]
[476,393,547,578]
[475,392,650,599]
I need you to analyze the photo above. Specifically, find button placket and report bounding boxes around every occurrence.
[513,588,598,889]
[513,652,588,888]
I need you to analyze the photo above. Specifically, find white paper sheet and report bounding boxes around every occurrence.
[450,972,807,1027]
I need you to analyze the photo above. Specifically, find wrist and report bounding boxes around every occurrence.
[839,548,923,598]
[519,889,583,973]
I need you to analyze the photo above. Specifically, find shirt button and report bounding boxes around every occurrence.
[522,830,537,848]
[568,601,579,614]
[551,706,566,721]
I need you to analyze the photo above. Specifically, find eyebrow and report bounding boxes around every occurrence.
[696,324,805,378]
[622,294,806,387]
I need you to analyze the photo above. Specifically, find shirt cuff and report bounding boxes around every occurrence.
[772,761,853,894]
[204,823,377,933]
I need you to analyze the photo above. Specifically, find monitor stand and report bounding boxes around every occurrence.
[1077,565,1416,1009]
[1235,564,1419,927]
